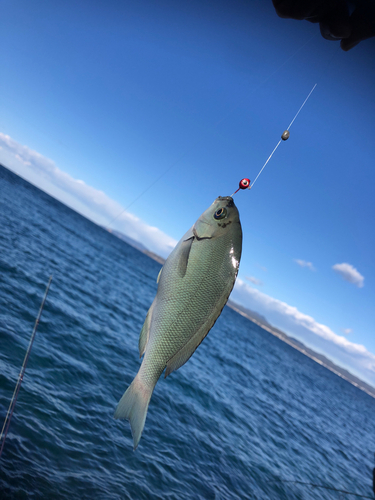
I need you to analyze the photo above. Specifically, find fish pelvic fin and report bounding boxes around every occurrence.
[114,374,152,450]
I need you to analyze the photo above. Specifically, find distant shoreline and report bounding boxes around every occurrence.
[3,160,371,401]
[227,301,375,400]
[137,240,375,400]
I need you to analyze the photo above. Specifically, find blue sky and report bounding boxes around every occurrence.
[1,0,375,385]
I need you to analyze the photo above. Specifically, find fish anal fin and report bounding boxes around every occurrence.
[165,320,213,378]
[138,301,155,358]
[164,294,232,378]
[177,237,194,278]
[165,328,207,378]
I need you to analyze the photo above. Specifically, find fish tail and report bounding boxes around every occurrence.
[114,374,153,449]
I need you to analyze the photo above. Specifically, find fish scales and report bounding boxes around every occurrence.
[142,239,234,381]
[115,196,242,448]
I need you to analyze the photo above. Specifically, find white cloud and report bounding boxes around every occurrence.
[0,133,177,257]
[231,279,375,385]
[342,328,352,335]
[332,263,364,288]
[245,276,263,286]
[2,133,374,385]
[295,259,315,271]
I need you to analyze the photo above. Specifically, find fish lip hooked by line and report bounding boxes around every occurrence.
[217,196,234,207]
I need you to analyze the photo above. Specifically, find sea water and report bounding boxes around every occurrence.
[0,165,374,499]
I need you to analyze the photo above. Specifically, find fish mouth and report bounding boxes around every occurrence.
[217,196,234,207]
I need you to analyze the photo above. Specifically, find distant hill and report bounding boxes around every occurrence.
[108,228,166,264]
[107,229,148,253]
[228,301,375,399]
[142,250,165,265]
[109,227,375,399]
[227,299,270,327]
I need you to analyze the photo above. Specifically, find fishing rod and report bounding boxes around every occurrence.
[0,275,52,459]
[231,83,317,196]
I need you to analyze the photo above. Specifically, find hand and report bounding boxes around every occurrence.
[272,0,375,50]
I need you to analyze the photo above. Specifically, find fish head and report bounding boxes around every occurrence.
[193,196,240,239]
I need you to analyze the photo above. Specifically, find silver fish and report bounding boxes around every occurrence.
[114,196,242,448]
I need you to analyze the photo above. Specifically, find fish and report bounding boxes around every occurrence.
[114,196,242,448]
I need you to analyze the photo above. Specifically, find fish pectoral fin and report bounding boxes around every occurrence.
[138,301,155,358]
[164,320,215,378]
[177,236,194,278]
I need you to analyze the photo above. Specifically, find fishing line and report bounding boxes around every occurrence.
[248,139,281,190]
[0,275,52,459]
[209,32,318,134]
[105,152,187,230]
[274,479,374,499]
[105,33,318,231]
[248,83,317,191]
[286,83,317,130]
[232,42,340,196]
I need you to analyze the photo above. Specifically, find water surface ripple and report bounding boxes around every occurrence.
[0,165,374,499]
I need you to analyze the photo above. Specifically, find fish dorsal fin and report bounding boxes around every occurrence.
[156,267,163,283]
[177,236,194,278]
[138,301,155,357]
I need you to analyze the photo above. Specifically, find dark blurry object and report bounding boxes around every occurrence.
[272,0,375,50]
[281,130,290,140]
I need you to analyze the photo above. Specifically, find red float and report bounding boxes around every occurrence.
[232,178,251,196]
[239,178,250,190]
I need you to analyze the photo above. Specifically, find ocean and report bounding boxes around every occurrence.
[0,164,374,499]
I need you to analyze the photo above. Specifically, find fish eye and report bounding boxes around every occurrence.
[214,207,227,220]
